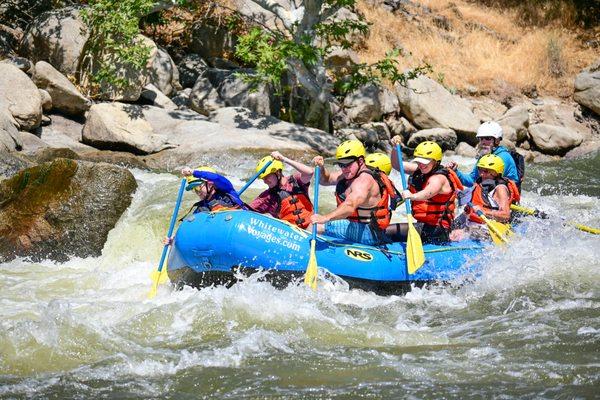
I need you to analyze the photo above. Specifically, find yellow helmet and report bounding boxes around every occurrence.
[186,166,217,191]
[477,154,504,175]
[256,156,284,179]
[335,140,366,161]
[365,153,392,175]
[413,141,443,162]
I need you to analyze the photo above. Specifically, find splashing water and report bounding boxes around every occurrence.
[1,156,599,398]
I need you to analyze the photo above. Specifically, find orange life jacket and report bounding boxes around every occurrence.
[335,169,395,230]
[409,166,464,230]
[275,175,313,228]
[468,177,520,224]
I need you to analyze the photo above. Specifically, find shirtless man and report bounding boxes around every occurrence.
[310,140,394,245]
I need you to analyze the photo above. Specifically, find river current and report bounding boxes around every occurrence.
[1,153,599,399]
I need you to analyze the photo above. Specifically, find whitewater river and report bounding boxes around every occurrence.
[1,153,599,398]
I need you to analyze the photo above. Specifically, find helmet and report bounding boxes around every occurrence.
[476,154,504,175]
[256,156,284,179]
[186,166,217,191]
[335,140,366,161]
[365,153,392,175]
[476,121,503,139]
[413,141,442,162]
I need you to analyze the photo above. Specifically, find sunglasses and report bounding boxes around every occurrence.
[336,159,356,168]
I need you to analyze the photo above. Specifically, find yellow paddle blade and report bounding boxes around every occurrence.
[304,240,318,290]
[481,215,512,245]
[148,269,167,299]
[510,204,535,215]
[406,215,425,274]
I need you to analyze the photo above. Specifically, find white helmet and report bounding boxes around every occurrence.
[476,121,503,139]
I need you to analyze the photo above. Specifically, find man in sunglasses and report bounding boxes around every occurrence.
[447,121,521,189]
[310,140,396,245]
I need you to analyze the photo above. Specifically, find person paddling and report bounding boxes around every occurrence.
[310,140,397,245]
[181,166,245,212]
[249,151,315,229]
[450,154,520,242]
[387,138,464,244]
[164,166,245,245]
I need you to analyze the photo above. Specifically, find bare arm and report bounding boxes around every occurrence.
[313,156,342,186]
[487,185,511,222]
[271,151,313,184]
[311,175,371,223]
[390,145,418,174]
[402,175,445,201]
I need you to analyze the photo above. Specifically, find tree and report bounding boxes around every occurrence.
[233,0,429,131]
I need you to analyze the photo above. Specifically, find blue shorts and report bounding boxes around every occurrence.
[324,220,381,246]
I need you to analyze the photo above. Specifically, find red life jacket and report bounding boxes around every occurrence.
[335,169,395,230]
[468,177,520,224]
[409,166,464,230]
[275,175,313,229]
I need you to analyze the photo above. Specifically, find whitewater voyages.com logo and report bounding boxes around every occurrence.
[243,218,305,252]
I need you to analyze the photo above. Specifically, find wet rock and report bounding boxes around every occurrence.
[0,150,34,179]
[0,158,137,262]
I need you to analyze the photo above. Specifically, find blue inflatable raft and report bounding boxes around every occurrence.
[167,210,486,295]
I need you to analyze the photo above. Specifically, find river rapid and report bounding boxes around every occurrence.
[1,153,599,399]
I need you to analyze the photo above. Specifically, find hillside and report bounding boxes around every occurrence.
[356,0,598,100]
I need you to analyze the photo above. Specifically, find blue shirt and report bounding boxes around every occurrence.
[192,170,245,208]
[456,146,519,187]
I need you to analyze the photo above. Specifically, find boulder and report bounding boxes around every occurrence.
[19,7,89,75]
[177,53,209,89]
[395,75,479,143]
[0,150,34,179]
[406,128,457,151]
[39,89,53,112]
[497,104,529,143]
[217,70,277,116]
[529,99,592,142]
[470,98,508,122]
[82,102,174,154]
[529,124,583,155]
[454,142,478,157]
[78,150,149,170]
[384,114,417,140]
[573,59,600,116]
[0,107,22,151]
[0,63,42,130]
[140,84,178,110]
[147,45,180,96]
[344,83,398,124]
[564,141,600,160]
[31,61,91,116]
[189,23,237,60]
[189,74,226,116]
[0,159,137,262]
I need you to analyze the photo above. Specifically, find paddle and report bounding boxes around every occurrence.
[395,144,425,274]
[511,204,599,235]
[304,166,320,290]
[468,202,513,245]
[148,178,187,299]
[238,159,273,196]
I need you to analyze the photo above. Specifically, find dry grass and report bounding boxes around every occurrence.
[357,0,598,98]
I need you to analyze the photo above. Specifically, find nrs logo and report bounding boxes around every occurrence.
[344,248,373,262]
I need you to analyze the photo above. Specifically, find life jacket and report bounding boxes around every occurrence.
[273,175,313,228]
[194,192,242,213]
[408,165,464,230]
[335,169,395,230]
[468,177,521,224]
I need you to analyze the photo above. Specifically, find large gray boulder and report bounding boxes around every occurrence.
[529,124,583,155]
[0,63,42,130]
[343,83,398,124]
[395,75,480,142]
[407,128,457,150]
[0,151,34,179]
[497,104,529,143]
[19,7,89,75]
[0,107,22,151]
[82,102,174,154]
[573,60,600,116]
[31,61,91,116]
[0,158,137,262]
